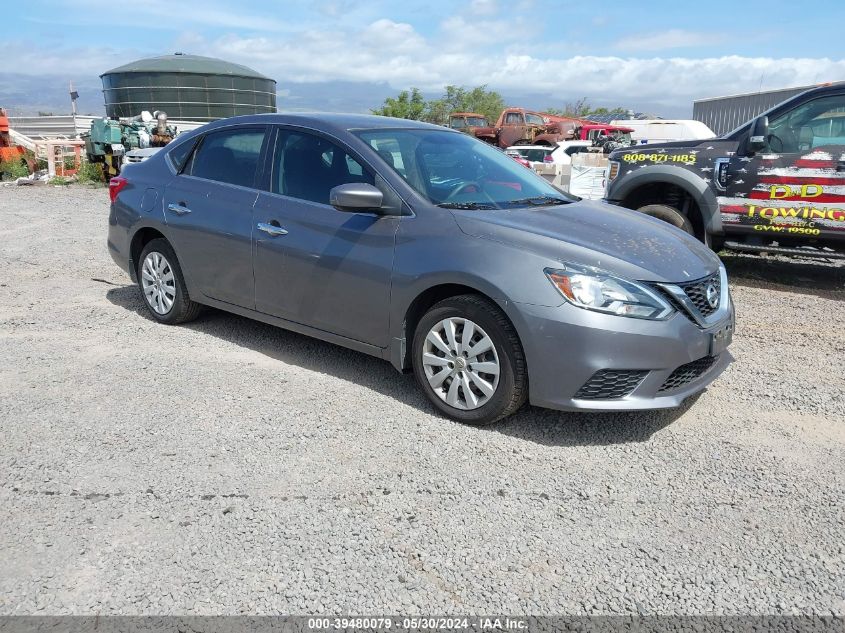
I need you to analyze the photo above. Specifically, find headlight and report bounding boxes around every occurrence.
[545,265,674,320]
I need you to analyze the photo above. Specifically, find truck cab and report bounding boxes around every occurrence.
[473,108,582,148]
[604,83,845,256]
[577,124,634,144]
[448,112,490,134]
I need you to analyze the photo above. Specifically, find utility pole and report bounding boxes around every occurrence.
[69,80,80,135]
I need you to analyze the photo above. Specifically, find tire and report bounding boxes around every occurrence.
[412,294,527,425]
[137,238,202,325]
[636,204,694,236]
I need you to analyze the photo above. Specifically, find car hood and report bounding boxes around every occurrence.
[451,199,719,283]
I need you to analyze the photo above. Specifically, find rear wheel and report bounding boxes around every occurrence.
[137,238,201,325]
[636,204,694,235]
[412,295,527,425]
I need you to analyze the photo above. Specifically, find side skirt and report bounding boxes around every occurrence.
[197,296,396,367]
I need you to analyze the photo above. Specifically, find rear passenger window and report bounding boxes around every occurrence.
[167,137,197,172]
[188,127,266,188]
[273,131,373,204]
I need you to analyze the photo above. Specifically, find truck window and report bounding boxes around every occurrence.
[450,117,466,129]
[505,112,524,125]
[525,114,545,126]
[766,94,845,153]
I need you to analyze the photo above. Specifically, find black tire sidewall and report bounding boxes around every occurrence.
[137,239,190,324]
[412,297,523,425]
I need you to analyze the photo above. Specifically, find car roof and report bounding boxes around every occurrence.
[198,112,450,135]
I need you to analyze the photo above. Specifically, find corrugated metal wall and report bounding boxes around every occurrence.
[693,86,811,136]
[8,115,94,139]
[9,115,206,140]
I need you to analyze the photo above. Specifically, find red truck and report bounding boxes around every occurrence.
[464,107,633,149]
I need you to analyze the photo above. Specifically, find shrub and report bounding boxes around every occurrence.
[77,160,105,184]
[48,176,71,186]
[0,159,29,181]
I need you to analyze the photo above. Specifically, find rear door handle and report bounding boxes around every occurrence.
[167,203,192,216]
[257,222,288,237]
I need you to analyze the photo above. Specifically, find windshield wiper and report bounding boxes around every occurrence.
[436,202,496,210]
[505,196,571,207]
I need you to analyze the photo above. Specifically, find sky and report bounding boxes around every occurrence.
[2,0,845,118]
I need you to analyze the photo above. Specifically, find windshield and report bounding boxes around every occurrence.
[357,129,575,209]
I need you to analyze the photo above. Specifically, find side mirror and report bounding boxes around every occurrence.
[748,115,769,153]
[329,183,384,212]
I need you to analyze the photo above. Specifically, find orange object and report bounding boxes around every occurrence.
[0,106,30,169]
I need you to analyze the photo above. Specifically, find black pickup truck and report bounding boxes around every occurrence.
[604,83,845,258]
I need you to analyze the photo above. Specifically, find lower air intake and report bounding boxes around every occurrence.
[574,369,648,400]
[658,356,719,393]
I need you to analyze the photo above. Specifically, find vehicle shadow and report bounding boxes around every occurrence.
[721,253,845,299]
[491,395,697,447]
[106,284,690,447]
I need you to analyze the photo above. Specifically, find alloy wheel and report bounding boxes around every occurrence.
[141,251,176,315]
[421,317,500,410]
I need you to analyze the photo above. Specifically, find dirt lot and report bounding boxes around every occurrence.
[0,185,843,615]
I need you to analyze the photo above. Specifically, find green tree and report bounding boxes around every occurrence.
[426,85,505,125]
[372,85,506,125]
[545,99,627,118]
[370,88,427,120]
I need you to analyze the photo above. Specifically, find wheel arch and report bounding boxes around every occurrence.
[608,166,723,239]
[391,280,524,372]
[129,226,169,281]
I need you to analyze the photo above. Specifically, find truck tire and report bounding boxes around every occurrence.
[636,204,694,236]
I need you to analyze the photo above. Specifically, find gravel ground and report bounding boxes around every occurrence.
[0,184,843,616]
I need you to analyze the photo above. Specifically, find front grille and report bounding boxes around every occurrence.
[678,274,721,318]
[574,369,648,400]
[658,356,719,393]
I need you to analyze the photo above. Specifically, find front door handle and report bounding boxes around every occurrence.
[167,203,192,216]
[257,222,288,237]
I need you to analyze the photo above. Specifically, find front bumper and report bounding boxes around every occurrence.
[506,296,734,412]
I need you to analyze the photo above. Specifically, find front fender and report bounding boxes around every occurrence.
[606,165,723,235]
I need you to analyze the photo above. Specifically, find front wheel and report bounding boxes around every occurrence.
[636,204,695,236]
[412,295,527,425]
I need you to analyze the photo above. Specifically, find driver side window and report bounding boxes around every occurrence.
[272,130,373,205]
[766,94,845,153]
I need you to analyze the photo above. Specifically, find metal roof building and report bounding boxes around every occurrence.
[101,53,277,122]
[692,85,813,136]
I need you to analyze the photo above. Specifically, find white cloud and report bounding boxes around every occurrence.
[439,15,533,48]
[4,19,845,115]
[616,29,726,52]
[470,0,499,15]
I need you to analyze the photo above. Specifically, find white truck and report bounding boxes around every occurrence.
[611,119,715,145]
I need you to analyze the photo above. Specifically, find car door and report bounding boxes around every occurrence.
[722,92,845,242]
[252,127,399,347]
[163,125,269,309]
[499,112,526,147]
